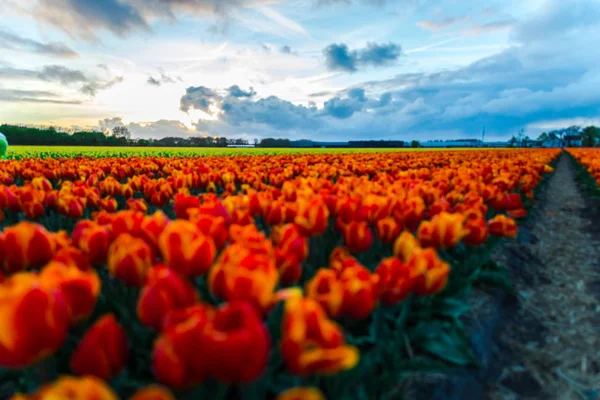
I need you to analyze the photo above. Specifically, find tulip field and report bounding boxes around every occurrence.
[0,148,565,400]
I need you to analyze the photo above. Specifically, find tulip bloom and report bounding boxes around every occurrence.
[11,376,118,400]
[272,224,308,284]
[295,197,330,236]
[40,261,100,322]
[108,233,154,287]
[462,217,488,246]
[2,222,56,273]
[173,193,200,219]
[417,212,466,249]
[375,257,418,305]
[339,265,379,320]
[276,388,325,400]
[375,217,401,244]
[53,247,92,272]
[137,265,198,330]
[340,221,373,253]
[209,243,278,312]
[392,231,420,263]
[152,305,214,388]
[70,314,128,380]
[487,215,518,238]
[75,222,111,266]
[280,297,359,376]
[189,213,229,250]
[407,248,450,296]
[0,273,69,368]
[392,196,426,232]
[305,269,343,317]
[202,301,270,383]
[130,386,176,400]
[158,220,216,278]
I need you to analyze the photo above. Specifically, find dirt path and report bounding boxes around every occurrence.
[490,153,600,400]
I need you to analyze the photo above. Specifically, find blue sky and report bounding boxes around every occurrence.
[0,0,599,141]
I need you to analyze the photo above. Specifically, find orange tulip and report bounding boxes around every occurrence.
[393,231,420,263]
[108,233,154,287]
[407,248,450,296]
[53,247,92,272]
[339,265,379,319]
[39,261,100,322]
[152,305,214,388]
[340,220,373,253]
[70,314,128,380]
[305,269,343,317]
[130,386,176,400]
[272,224,308,284]
[295,197,330,236]
[2,222,56,273]
[137,265,198,330]
[375,257,417,305]
[487,215,518,238]
[276,387,326,400]
[209,243,278,312]
[11,376,118,400]
[201,301,270,383]
[462,217,488,246]
[280,297,359,376]
[75,222,112,266]
[158,220,216,277]
[0,273,69,368]
[417,212,466,249]
[375,216,401,244]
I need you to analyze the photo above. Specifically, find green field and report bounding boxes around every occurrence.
[4,146,466,159]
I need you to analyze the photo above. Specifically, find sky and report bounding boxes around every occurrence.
[0,0,599,142]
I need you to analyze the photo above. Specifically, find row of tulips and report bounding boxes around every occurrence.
[0,149,560,399]
[567,148,600,188]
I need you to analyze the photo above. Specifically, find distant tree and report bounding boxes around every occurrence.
[112,126,131,140]
[537,132,549,142]
[581,126,600,147]
[508,136,518,148]
[253,138,259,147]
[410,140,420,148]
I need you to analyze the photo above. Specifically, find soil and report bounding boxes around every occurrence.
[403,152,600,400]
[488,152,600,400]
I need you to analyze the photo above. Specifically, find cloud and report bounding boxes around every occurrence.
[180,86,220,113]
[463,19,515,36]
[227,85,256,98]
[0,88,82,104]
[0,65,87,85]
[0,30,78,58]
[172,0,600,142]
[0,63,125,97]
[323,42,402,73]
[32,0,279,41]
[513,0,600,43]
[147,76,161,86]
[147,69,180,86]
[417,16,469,31]
[323,43,357,72]
[281,45,292,54]
[98,117,195,139]
[80,76,124,96]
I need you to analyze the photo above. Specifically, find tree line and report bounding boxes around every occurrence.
[0,125,251,147]
[509,125,600,148]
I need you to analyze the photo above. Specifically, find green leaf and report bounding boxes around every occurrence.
[413,321,476,367]
[435,297,472,319]
[475,270,514,291]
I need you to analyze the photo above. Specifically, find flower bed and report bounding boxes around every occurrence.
[0,149,559,399]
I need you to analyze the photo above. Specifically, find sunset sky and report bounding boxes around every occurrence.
[1,0,599,141]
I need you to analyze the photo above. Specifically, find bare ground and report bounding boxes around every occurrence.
[489,153,600,400]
